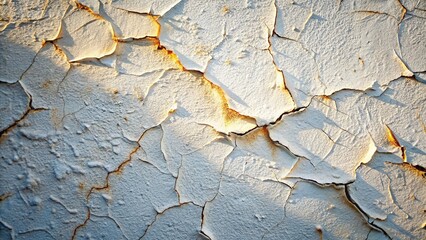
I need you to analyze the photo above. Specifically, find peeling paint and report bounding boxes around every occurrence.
[0,0,425,239]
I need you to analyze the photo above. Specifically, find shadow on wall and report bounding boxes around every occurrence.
[1,38,386,240]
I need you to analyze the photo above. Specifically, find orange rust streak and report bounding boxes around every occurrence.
[85,144,140,199]
[385,125,407,162]
[145,34,255,124]
[75,1,103,20]
[200,75,256,124]
[0,192,12,201]
[401,147,407,162]
[398,162,426,178]
[113,14,255,125]
[385,125,401,148]
[71,207,91,240]
[147,14,255,124]
[239,127,279,157]
[150,15,161,37]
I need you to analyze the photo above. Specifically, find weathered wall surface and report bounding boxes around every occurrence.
[1,0,425,239]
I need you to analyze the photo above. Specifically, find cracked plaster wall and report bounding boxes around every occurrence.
[0,0,425,239]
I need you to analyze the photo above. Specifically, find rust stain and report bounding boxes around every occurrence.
[142,37,185,70]
[240,127,278,157]
[222,6,230,15]
[0,192,12,201]
[315,225,323,240]
[358,57,364,66]
[42,79,53,89]
[395,0,407,22]
[86,144,140,199]
[200,75,256,126]
[261,127,279,158]
[401,146,407,163]
[385,125,401,147]
[150,15,161,37]
[49,42,70,61]
[110,88,119,95]
[71,206,91,240]
[0,132,9,144]
[75,1,103,20]
[111,16,256,128]
[398,162,426,178]
[353,10,386,16]
[149,16,185,69]
[320,95,332,101]
[385,125,406,162]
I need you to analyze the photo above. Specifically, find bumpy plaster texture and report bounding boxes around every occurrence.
[0,0,425,239]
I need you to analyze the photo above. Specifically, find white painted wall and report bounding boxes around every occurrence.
[1,0,425,239]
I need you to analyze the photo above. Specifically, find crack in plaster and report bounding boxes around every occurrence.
[1,0,425,239]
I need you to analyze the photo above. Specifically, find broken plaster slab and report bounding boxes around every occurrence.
[19,42,70,111]
[227,127,299,183]
[100,39,181,75]
[399,13,426,72]
[201,174,292,240]
[263,181,385,239]
[0,111,90,239]
[159,0,294,124]
[98,4,160,40]
[54,4,117,62]
[176,138,234,206]
[0,82,29,133]
[272,0,413,107]
[348,156,426,239]
[269,77,426,184]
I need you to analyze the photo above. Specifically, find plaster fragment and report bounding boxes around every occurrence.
[100,39,181,75]
[99,4,159,40]
[263,181,383,239]
[226,127,299,183]
[272,0,412,107]
[269,78,426,183]
[0,82,29,133]
[202,175,292,240]
[348,158,426,239]
[275,0,313,40]
[176,138,234,206]
[54,5,117,61]
[399,14,426,72]
[160,0,294,124]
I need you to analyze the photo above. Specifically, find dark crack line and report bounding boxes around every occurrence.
[71,206,90,240]
[138,203,190,240]
[72,125,161,239]
[344,185,392,239]
[0,95,47,138]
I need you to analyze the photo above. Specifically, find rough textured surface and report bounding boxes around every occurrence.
[0,0,425,239]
